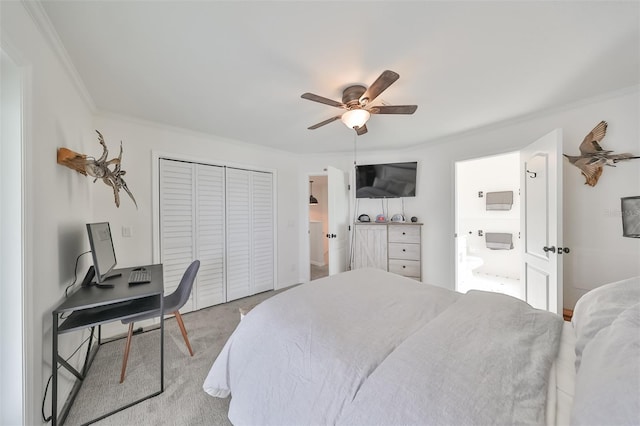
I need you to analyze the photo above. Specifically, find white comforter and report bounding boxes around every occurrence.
[204,268,562,425]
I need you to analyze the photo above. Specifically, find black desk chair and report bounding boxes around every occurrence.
[120,260,200,383]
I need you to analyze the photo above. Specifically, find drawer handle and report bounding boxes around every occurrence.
[402,232,406,235]
[402,249,406,252]
[402,265,406,268]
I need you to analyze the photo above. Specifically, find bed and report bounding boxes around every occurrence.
[203,268,639,425]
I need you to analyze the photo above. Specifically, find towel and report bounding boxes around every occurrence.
[486,191,513,211]
[485,233,513,250]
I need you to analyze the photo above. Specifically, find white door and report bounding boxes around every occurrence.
[251,172,274,294]
[159,159,196,312]
[226,168,252,301]
[195,164,226,308]
[520,129,563,314]
[159,160,226,312]
[327,166,349,275]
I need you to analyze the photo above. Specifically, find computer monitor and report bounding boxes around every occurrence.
[86,222,117,283]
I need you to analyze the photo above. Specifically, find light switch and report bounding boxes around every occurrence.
[122,226,132,238]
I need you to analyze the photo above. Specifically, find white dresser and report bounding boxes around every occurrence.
[353,222,422,281]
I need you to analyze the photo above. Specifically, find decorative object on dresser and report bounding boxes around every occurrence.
[391,214,405,222]
[353,222,422,281]
[57,130,137,208]
[357,214,371,222]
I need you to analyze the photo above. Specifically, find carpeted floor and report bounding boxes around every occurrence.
[63,288,287,425]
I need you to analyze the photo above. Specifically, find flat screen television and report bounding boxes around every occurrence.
[86,222,117,283]
[355,162,417,198]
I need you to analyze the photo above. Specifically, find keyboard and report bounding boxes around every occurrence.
[128,268,151,285]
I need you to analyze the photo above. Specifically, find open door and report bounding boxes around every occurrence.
[327,166,350,275]
[520,129,563,314]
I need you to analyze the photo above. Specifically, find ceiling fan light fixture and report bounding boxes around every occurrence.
[341,109,370,130]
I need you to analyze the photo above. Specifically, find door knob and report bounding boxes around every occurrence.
[543,246,556,253]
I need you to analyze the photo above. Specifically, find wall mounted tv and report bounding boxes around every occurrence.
[355,162,417,198]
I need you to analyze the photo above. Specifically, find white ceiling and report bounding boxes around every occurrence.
[40,1,639,155]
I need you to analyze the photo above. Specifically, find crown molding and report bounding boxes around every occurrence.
[21,0,96,112]
[405,85,640,150]
[96,109,304,158]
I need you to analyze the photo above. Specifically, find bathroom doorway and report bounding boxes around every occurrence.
[454,152,523,300]
[309,175,329,280]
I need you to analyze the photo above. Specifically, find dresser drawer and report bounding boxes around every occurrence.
[388,242,420,261]
[388,225,421,243]
[388,259,420,278]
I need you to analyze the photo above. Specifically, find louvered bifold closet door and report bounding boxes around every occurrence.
[195,164,226,308]
[252,172,274,293]
[225,168,252,301]
[159,159,196,312]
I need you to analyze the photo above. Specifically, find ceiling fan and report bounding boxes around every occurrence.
[301,70,418,136]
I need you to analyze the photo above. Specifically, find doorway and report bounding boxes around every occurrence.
[308,175,329,280]
[454,152,523,300]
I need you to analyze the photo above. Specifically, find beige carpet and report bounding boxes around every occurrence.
[63,289,287,425]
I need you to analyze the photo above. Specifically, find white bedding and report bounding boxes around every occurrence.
[204,268,563,425]
[546,321,576,426]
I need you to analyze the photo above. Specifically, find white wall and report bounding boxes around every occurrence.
[1,48,25,426]
[1,2,97,423]
[334,88,639,308]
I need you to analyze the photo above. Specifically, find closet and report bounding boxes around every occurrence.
[159,158,274,313]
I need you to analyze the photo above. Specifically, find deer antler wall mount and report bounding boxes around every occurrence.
[57,130,138,208]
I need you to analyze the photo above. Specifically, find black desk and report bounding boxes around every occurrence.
[51,264,164,426]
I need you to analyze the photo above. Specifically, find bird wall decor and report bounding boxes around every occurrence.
[57,130,138,208]
[563,121,639,187]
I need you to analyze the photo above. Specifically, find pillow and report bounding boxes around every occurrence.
[570,303,640,426]
[571,276,640,369]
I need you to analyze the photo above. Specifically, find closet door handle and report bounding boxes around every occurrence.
[543,246,556,253]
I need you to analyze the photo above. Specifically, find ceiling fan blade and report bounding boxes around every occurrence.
[360,70,400,105]
[301,93,346,109]
[370,105,418,114]
[355,124,368,136]
[308,115,342,130]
